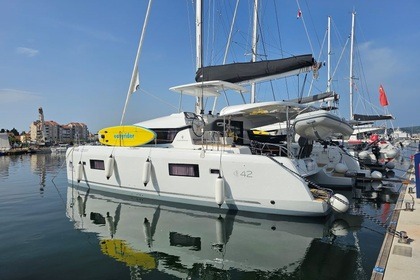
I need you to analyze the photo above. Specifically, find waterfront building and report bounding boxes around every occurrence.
[29,120,89,144]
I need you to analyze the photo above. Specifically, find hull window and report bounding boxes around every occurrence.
[169,232,201,251]
[168,163,199,177]
[90,159,105,170]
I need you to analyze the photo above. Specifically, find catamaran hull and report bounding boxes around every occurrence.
[66,145,329,217]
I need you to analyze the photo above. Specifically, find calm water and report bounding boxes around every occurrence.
[0,150,413,280]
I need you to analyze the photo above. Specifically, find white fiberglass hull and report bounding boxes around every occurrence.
[308,167,355,189]
[66,145,329,217]
[309,144,367,188]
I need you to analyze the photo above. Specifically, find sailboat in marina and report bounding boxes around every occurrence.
[345,12,400,167]
[278,15,367,189]
[65,0,350,217]
[198,4,358,190]
[0,133,11,156]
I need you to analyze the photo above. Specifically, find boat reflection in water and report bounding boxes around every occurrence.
[66,186,365,279]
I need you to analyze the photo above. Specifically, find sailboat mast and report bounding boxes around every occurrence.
[196,0,203,70]
[120,0,153,125]
[327,16,331,92]
[195,0,204,114]
[250,0,259,103]
[349,11,356,121]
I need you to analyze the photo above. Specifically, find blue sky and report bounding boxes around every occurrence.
[1,0,419,133]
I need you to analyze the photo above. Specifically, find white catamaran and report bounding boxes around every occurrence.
[66,1,349,217]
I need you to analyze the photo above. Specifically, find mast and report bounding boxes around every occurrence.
[325,16,333,109]
[250,0,259,103]
[120,0,153,125]
[349,11,356,121]
[327,16,331,92]
[195,0,204,114]
[196,0,202,71]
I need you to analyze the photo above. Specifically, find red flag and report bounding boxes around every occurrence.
[297,9,302,19]
[379,84,389,106]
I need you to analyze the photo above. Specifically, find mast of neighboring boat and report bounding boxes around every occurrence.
[212,0,240,114]
[120,0,153,125]
[195,0,204,115]
[325,15,334,109]
[349,11,356,121]
[327,16,332,93]
[250,0,259,103]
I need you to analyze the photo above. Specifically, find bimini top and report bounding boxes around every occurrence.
[134,112,195,129]
[170,80,248,97]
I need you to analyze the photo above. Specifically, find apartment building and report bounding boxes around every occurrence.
[29,120,89,144]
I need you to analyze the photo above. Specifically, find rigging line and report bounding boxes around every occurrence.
[223,0,240,64]
[207,0,215,65]
[254,1,276,101]
[210,0,240,113]
[303,0,322,50]
[186,0,196,74]
[244,1,252,60]
[299,74,308,101]
[51,158,67,208]
[52,179,67,209]
[139,88,179,110]
[318,27,327,66]
[354,42,373,112]
[331,17,348,56]
[332,36,350,81]
[272,0,290,98]
[295,0,314,55]
[306,27,327,97]
[208,0,230,65]
[51,155,67,182]
[272,0,284,58]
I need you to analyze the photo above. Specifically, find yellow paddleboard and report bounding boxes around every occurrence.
[98,125,156,147]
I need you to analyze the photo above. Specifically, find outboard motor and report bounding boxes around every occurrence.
[371,145,380,162]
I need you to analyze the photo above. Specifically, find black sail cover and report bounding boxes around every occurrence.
[353,114,395,121]
[195,54,315,83]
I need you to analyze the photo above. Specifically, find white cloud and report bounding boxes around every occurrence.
[356,41,403,82]
[0,89,41,103]
[61,22,121,43]
[16,47,39,57]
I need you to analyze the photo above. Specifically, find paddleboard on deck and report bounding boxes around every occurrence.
[98,125,156,147]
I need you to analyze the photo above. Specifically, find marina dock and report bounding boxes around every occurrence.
[372,161,420,279]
